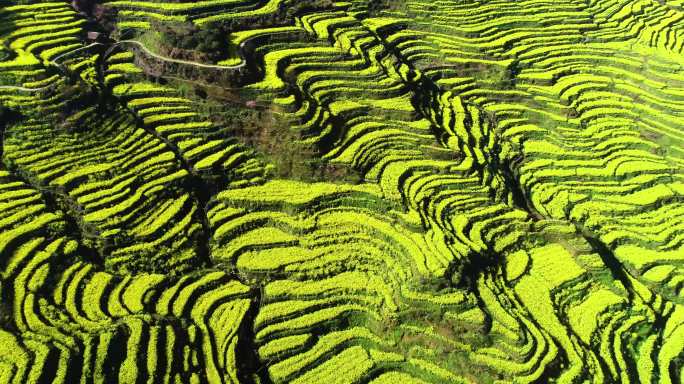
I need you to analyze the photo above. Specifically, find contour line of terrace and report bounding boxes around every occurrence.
[0,32,253,92]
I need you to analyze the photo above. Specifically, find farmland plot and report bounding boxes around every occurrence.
[0,0,682,383]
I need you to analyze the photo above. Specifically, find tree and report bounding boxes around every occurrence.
[154,21,229,62]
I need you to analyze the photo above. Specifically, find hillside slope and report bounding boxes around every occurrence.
[0,1,682,383]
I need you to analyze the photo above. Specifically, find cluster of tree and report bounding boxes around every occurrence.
[71,0,95,14]
[154,21,230,63]
[167,79,362,184]
[91,5,118,33]
[153,0,338,63]
[209,100,361,183]
[71,0,118,35]
[366,0,409,15]
[279,0,336,19]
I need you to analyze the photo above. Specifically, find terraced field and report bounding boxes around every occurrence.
[0,0,683,383]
